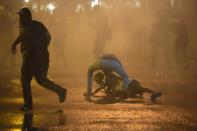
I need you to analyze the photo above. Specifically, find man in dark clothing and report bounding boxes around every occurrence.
[11,7,66,111]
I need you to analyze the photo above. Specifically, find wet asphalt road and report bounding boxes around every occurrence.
[0,78,197,131]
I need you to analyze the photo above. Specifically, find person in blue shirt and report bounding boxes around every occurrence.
[86,54,130,100]
[86,54,161,102]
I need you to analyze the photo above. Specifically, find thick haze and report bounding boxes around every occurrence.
[0,0,196,77]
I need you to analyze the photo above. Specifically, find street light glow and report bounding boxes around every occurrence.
[47,3,56,11]
[24,0,29,3]
[91,0,100,8]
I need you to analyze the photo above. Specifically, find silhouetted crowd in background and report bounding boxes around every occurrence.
[0,0,196,72]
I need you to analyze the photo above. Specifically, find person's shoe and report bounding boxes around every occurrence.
[151,92,162,102]
[59,88,67,103]
[18,106,33,111]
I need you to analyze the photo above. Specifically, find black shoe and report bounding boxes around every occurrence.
[151,92,162,102]
[59,88,67,103]
[18,106,33,111]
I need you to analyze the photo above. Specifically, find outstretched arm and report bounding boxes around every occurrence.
[11,35,22,54]
[11,27,28,54]
[92,82,105,95]
[87,60,101,97]
[92,87,103,95]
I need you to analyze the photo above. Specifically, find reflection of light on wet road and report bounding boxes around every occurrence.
[0,113,23,130]
[0,78,197,130]
[0,98,23,104]
[13,98,23,104]
[10,114,23,125]
[11,129,21,131]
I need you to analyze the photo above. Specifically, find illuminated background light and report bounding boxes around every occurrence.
[47,3,56,11]
[24,0,29,3]
[91,0,100,8]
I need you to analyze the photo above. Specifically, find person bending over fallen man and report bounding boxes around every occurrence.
[86,54,130,101]
[86,54,161,102]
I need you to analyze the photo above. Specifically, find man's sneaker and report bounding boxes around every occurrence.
[18,106,33,111]
[151,92,162,102]
[59,88,67,103]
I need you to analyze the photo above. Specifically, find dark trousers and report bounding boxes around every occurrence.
[128,80,154,96]
[22,112,33,131]
[21,54,63,108]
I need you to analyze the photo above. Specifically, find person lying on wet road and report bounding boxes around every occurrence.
[92,72,162,102]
